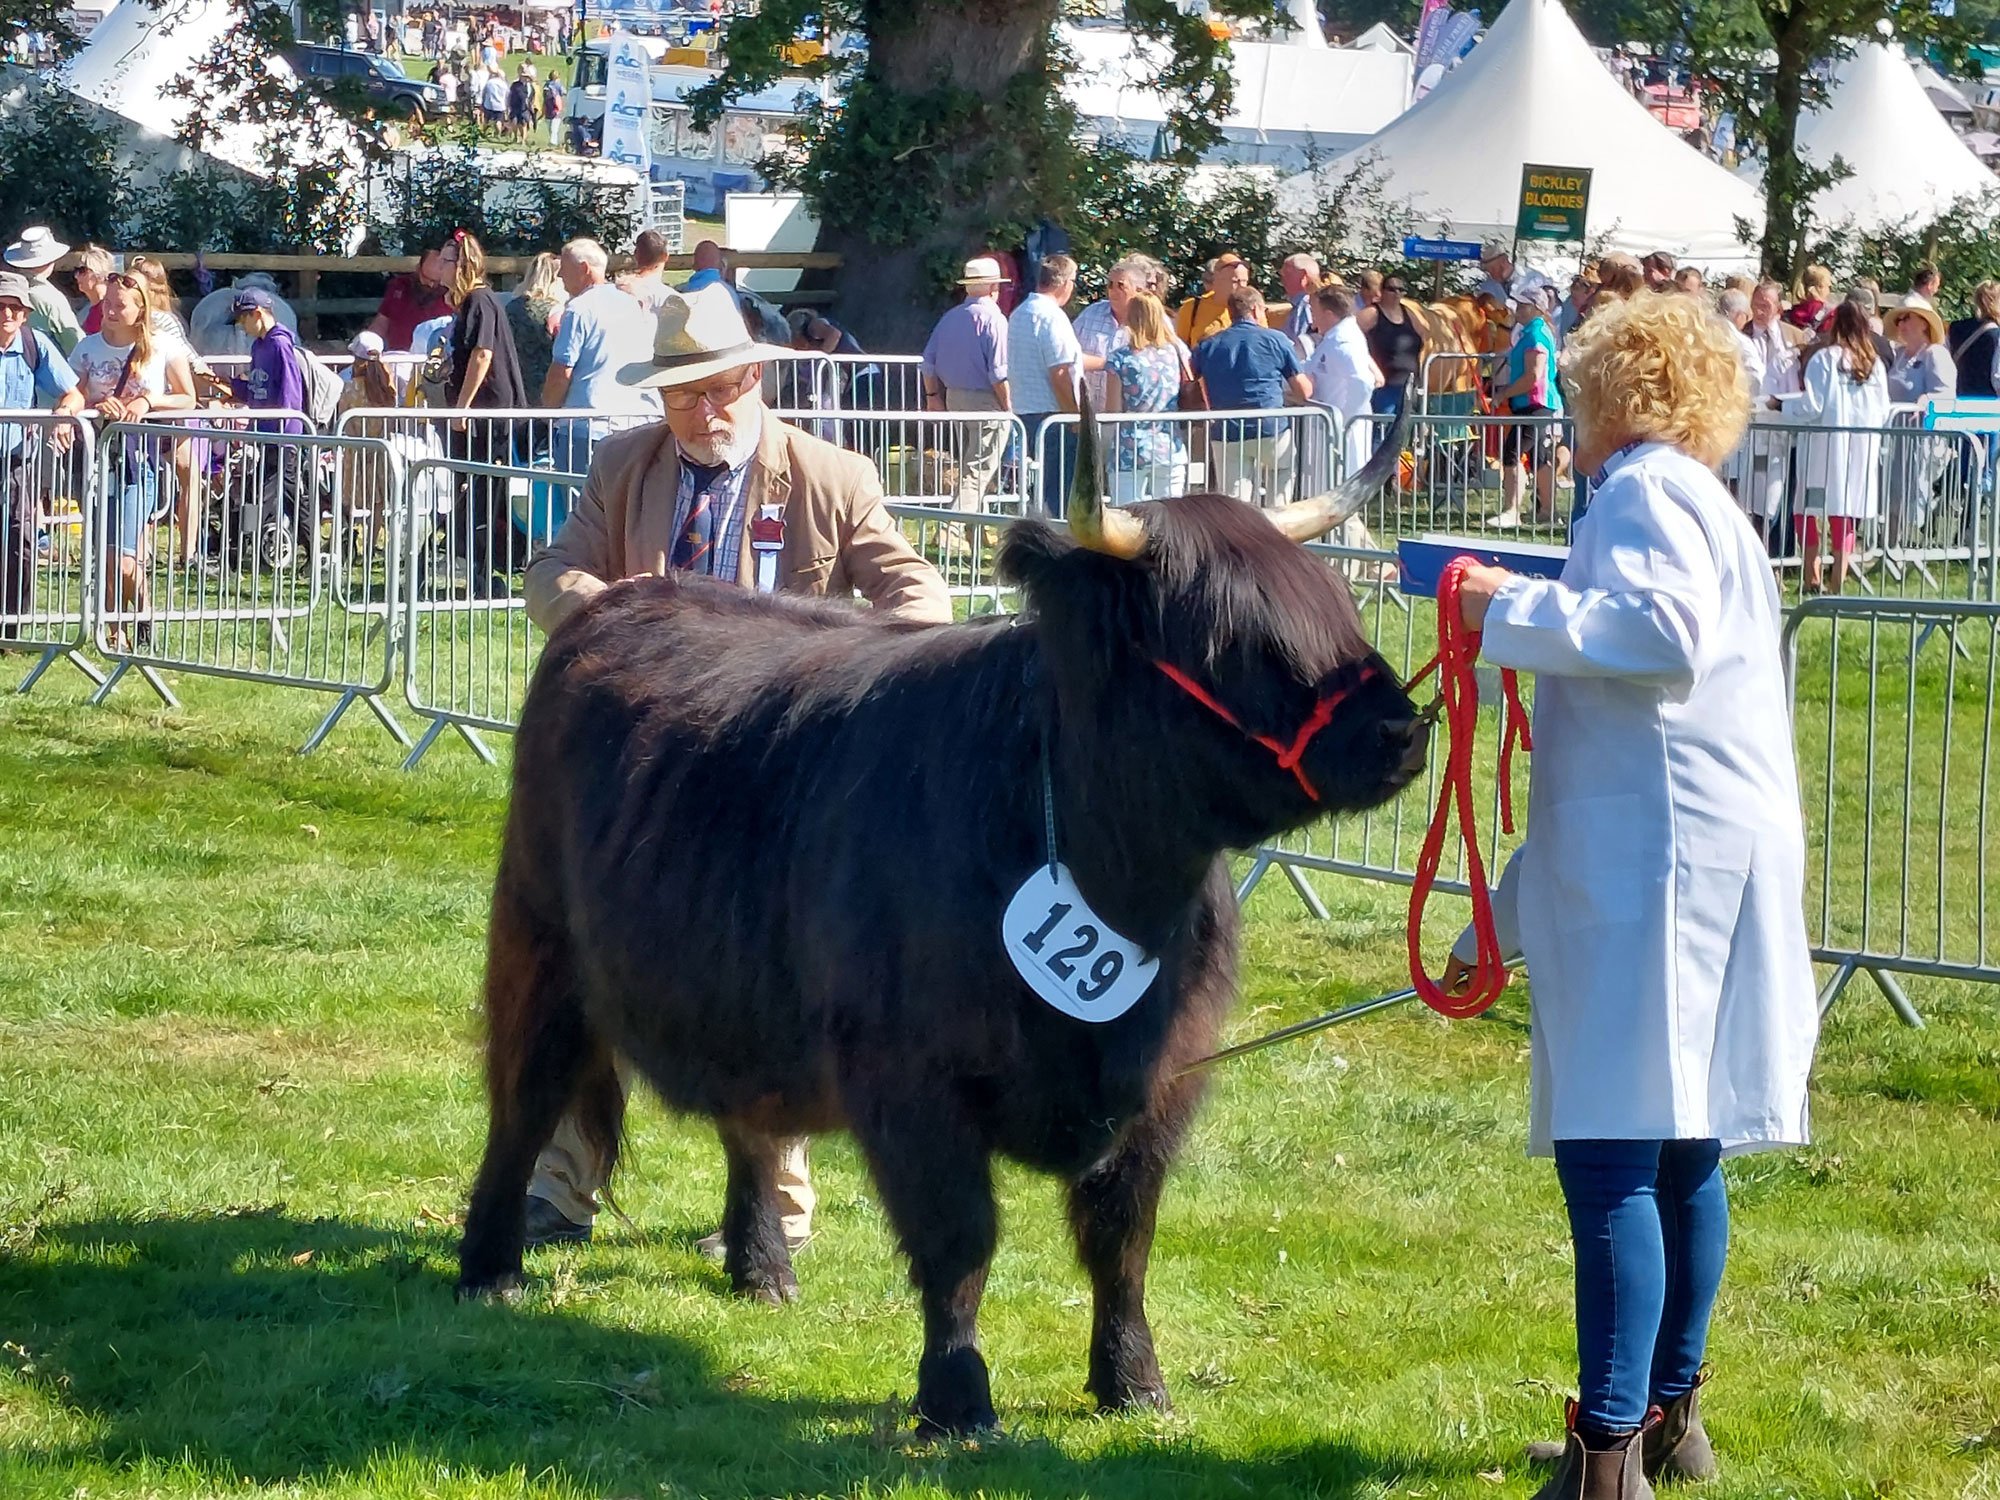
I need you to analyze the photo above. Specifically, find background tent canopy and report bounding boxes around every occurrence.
[1274,0,1762,268]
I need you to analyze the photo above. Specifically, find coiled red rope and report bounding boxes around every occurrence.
[1406,556,1531,1019]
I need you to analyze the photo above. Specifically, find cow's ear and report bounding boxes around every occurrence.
[996,517,1077,595]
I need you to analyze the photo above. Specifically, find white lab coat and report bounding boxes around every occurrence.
[1795,346,1890,520]
[1464,443,1819,1156]
[1730,320,1802,519]
[1305,317,1382,475]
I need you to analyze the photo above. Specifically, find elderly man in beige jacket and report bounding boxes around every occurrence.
[522,282,950,1254]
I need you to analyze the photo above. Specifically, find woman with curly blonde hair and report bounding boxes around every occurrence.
[1444,293,1819,1499]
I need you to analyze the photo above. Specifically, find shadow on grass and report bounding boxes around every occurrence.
[3,1209,1479,1498]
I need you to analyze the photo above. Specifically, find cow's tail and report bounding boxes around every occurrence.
[479,844,627,1215]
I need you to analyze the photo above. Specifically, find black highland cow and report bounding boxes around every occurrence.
[457,413,1428,1433]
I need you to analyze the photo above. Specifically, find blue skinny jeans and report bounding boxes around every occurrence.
[1551,1138,1729,1438]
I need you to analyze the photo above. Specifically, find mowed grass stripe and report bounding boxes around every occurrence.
[1,669,1997,1498]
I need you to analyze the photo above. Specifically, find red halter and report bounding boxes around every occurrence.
[1152,659,1378,803]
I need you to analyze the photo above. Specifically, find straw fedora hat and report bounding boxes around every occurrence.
[4,226,70,269]
[1886,293,1946,345]
[955,255,1010,286]
[617,282,791,391]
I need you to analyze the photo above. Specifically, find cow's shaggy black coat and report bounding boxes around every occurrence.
[458,492,1429,1433]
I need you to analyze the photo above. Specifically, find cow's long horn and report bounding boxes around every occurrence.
[1066,386,1146,559]
[1269,396,1411,543]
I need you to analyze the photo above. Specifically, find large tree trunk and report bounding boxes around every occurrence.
[816,0,1061,351]
[1758,18,1813,283]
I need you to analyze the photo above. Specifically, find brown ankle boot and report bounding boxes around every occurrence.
[1526,1399,1577,1465]
[1644,1376,1718,1483]
[1529,1413,1656,1500]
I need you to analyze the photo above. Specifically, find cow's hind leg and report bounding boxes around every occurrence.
[716,1120,799,1305]
[1067,1088,1199,1414]
[457,885,611,1300]
[852,1101,999,1435]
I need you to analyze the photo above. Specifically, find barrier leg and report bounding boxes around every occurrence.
[401,715,497,772]
[1235,852,1274,906]
[1867,966,1926,1030]
[1815,959,1857,1018]
[363,692,415,749]
[298,688,414,756]
[14,645,108,695]
[87,659,130,706]
[136,665,179,709]
[1281,861,1333,920]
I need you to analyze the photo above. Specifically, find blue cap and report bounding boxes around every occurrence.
[231,286,276,317]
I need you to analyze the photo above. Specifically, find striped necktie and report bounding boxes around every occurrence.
[671,461,726,574]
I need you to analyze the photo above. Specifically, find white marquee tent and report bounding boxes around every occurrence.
[1785,42,1996,230]
[1063,21,1412,170]
[1276,0,1762,267]
[57,0,294,175]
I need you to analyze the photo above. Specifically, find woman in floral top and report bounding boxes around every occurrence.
[1101,292,1187,503]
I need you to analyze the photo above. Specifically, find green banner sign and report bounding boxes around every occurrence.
[1515,164,1592,241]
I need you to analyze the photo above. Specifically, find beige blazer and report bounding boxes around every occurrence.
[524,413,952,633]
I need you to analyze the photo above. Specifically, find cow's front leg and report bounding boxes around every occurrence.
[1067,1088,1199,1413]
[716,1120,799,1305]
[851,1096,998,1435]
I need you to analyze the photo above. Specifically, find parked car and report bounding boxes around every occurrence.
[288,44,446,123]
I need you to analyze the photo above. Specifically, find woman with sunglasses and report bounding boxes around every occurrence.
[69,270,198,641]
[1357,274,1426,416]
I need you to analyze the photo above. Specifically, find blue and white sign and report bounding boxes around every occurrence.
[1403,236,1485,262]
[601,29,653,177]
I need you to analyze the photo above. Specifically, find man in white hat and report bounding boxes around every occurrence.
[3,227,82,355]
[518,280,950,1252]
[920,257,1011,508]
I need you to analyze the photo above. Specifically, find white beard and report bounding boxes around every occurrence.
[675,405,763,470]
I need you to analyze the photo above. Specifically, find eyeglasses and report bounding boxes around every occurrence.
[107,273,141,290]
[661,367,758,412]
[1383,283,1406,294]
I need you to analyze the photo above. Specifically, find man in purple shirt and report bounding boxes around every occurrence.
[921,257,1012,508]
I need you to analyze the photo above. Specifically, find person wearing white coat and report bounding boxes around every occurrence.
[1447,294,1819,1500]
[1302,284,1384,478]
[1794,301,1890,593]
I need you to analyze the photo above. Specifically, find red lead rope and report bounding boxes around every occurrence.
[1407,556,1532,1019]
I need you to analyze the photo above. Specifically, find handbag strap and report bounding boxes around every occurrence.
[1949,321,1996,365]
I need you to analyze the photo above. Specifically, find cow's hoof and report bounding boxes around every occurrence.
[1097,1382,1172,1415]
[733,1267,799,1306]
[912,1402,1001,1439]
[456,1270,526,1304]
[913,1348,998,1436]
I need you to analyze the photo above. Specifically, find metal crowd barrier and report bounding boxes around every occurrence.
[0,410,101,694]
[1783,594,2000,1023]
[1732,415,1990,604]
[87,414,412,753]
[884,502,1016,617]
[396,452,574,769]
[1236,532,1522,911]
[333,405,653,488]
[769,407,1035,514]
[828,353,927,414]
[1034,406,1341,518]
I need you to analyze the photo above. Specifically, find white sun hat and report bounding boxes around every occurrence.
[617,281,791,391]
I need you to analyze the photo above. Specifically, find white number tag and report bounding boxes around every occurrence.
[1002,863,1161,1024]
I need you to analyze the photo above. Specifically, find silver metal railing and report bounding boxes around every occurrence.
[1783,594,2000,1023]
[0,410,101,694]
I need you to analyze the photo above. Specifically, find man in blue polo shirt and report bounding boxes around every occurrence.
[0,270,84,619]
[1189,286,1311,507]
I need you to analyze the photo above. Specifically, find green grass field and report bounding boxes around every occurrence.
[1,649,1998,1499]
